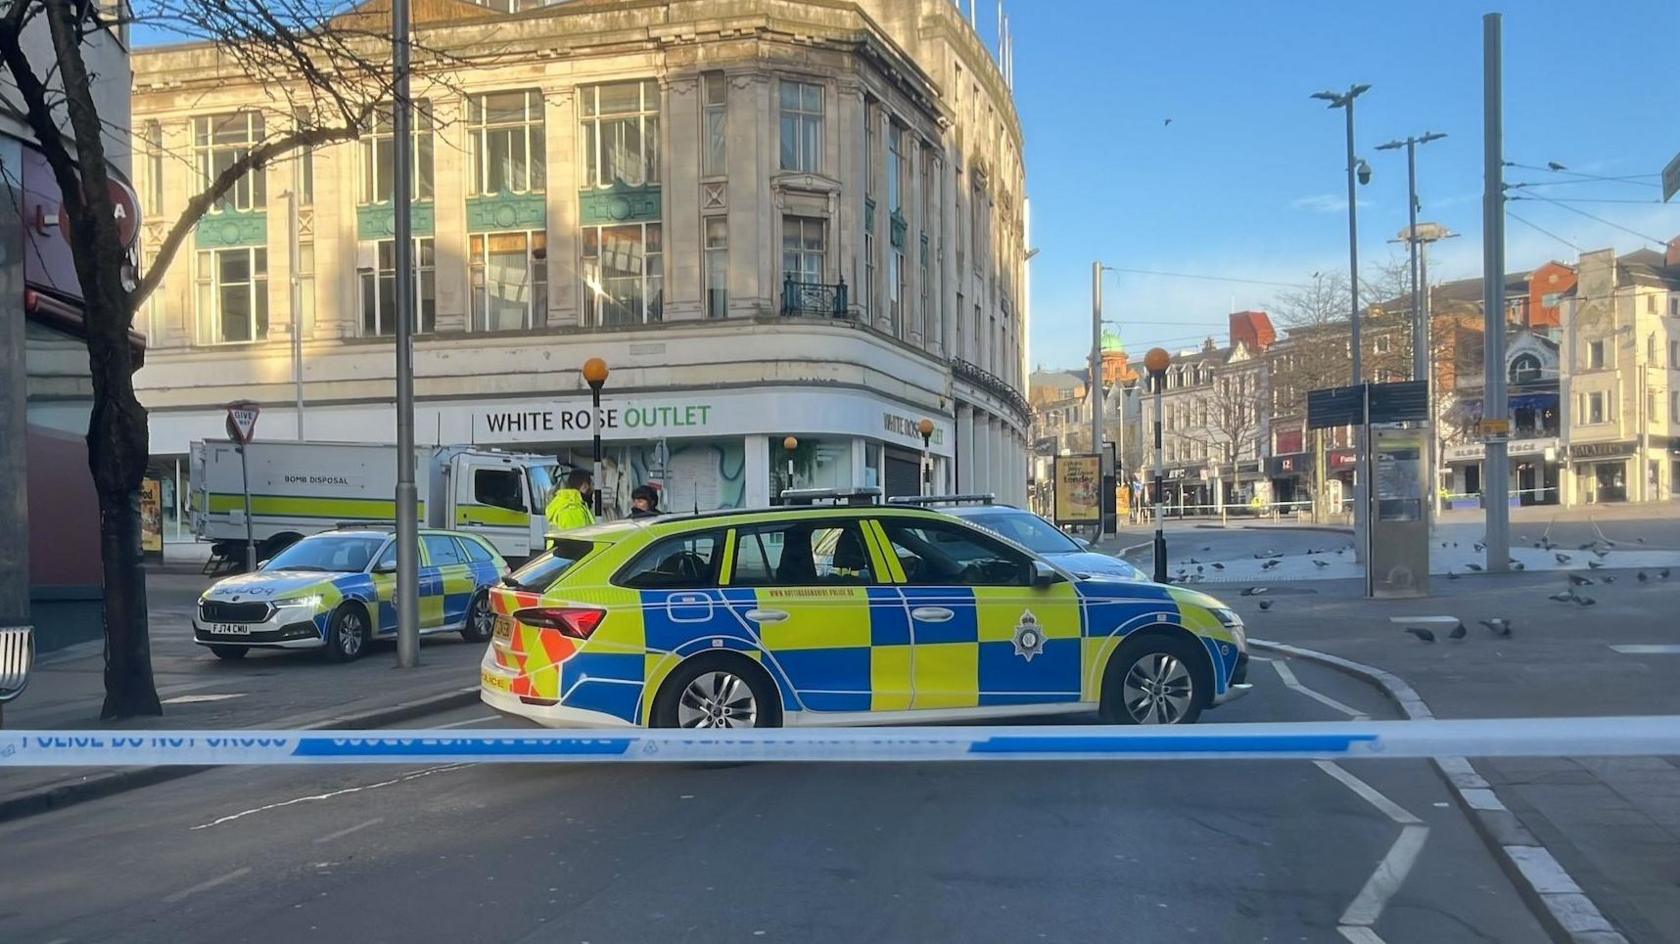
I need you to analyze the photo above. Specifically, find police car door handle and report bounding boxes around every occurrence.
[911,606,955,623]
[744,608,789,623]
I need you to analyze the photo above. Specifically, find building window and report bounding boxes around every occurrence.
[195,247,267,343]
[1588,392,1605,424]
[194,112,265,212]
[360,238,435,336]
[582,223,662,326]
[778,80,824,173]
[704,218,727,319]
[469,90,545,196]
[1588,339,1606,369]
[361,101,434,204]
[782,216,825,284]
[471,231,547,331]
[1670,297,1678,317]
[1510,353,1542,385]
[701,73,726,177]
[887,123,904,215]
[1670,339,1679,367]
[1648,295,1658,314]
[919,238,930,341]
[1374,334,1391,354]
[140,119,163,217]
[581,80,659,189]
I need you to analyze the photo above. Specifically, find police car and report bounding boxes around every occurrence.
[480,489,1249,728]
[195,527,507,662]
[891,495,1146,581]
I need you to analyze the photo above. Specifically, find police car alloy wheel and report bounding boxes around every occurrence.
[462,591,494,643]
[654,655,781,729]
[1103,637,1205,725]
[324,605,369,663]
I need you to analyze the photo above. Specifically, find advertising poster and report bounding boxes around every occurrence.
[140,478,164,557]
[1053,454,1102,525]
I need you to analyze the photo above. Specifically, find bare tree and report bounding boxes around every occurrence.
[1183,369,1262,467]
[0,0,418,718]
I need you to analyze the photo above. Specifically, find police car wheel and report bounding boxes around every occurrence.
[209,644,248,661]
[461,592,494,643]
[653,655,782,729]
[1102,636,1205,725]
[323,605,370,663]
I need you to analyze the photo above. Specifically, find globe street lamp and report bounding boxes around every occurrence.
[782,436,799,502]
[1145,347,1171,583]
[917,418,936,495]
[582,357,609,517]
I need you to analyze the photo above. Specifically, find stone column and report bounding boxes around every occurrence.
[542,85,579,329]
[662,74,703,321]
[957,403,975,491]
[432,95,470,333]
[744,435,771,507]
[729,73,774,317]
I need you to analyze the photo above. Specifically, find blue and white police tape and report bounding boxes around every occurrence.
[3,716,1678,766]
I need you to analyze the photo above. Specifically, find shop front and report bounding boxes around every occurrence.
[1441,437,1560,507]
[1267,452,1312,506]
[145,386,956,530]
[1567,440,1635,505]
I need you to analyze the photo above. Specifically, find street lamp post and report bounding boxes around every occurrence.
[391,0,420,669]
[582,358,609,517]
[1311,83,1372,386]
[1375,132,1448,385]
[917,419,935,496]
[782,436,799,501]
[1146,348,1170,582]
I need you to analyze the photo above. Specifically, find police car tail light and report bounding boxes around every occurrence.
[514,606,605,640]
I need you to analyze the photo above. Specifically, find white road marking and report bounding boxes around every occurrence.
[162,693,247,705]
[1337,927,1386,944]
[1339,825,1429,928]
[1609,644,1680,654]
[1315,762,1422,826]
[162,866,252,903]
[434,714,501,729]
[314,817,385,844]
[1270,660,1370,720]
[191,765,464,831]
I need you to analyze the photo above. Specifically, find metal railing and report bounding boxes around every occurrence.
[781,278,850,319]
[951,357,1033,424]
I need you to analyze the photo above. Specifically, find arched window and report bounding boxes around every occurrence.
[1510,353,1542,385]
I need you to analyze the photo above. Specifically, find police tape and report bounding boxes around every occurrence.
[2,716,1678,766]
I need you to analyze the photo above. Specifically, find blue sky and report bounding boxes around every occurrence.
[992,0,1680,370]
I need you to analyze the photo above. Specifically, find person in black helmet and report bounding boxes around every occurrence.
[629,484,661,518]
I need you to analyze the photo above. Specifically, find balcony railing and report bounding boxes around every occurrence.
[952,357,1032,424]
[781,277,850,319]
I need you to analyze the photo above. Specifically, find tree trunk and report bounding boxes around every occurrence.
[88,313,160,721]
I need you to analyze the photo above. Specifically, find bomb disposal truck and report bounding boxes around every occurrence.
[190,440,561,565]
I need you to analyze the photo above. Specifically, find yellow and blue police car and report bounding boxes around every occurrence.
[480,490,1250,727]
[195,527,507,662]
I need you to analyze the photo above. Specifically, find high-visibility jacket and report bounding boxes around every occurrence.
[545,488,594,533]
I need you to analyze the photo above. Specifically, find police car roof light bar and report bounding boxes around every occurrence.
[780,487,884,506]
[332,521,398,530]
[887,494,996,507]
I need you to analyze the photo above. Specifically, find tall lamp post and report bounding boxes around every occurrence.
[582,357,609,517]
[782,436,799,501]
[917,419,935,496]
[391,0,419,669]
[1145,348,1170,582]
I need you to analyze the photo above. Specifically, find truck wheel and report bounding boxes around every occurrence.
[323,605,370,663]
[209,644,248,661]
[461,591,494,643]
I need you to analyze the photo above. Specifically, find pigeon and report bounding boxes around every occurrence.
[1261,559,1282,570]
[1592,548,1609,559]
[1258,599,1273,610]
[1474,541,1486,552]
[1404,627,1437,643]
[1548,590,1576,602]
[1441,542,1449,549]
[1588,560,1604,570]
[1547,160,1568,171]
[1448,622,1467,640]
[1163,118,1173,127]
[1636,537,1646,544]
[1602,575,1617,583]
[1188,557,1200,564]
[1201,546,1212,552]
[1662,568,1671,580]
[1313,559,1330,568]
[1569,574,1594,586]
[1555,553,1572,565]
[1212,562,1225,570]
[1513,561,1526,571]
[1579,542,1596,550]
[1638,572,1648,583]
[1447,570,1459,581]
[1575,596,1597,607]
[1196,565,1205,573]
[1480,618,1512,638]
[1466,562,1484,572]
[1241,586,1269,596]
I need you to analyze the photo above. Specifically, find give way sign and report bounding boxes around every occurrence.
[225,401,261,445]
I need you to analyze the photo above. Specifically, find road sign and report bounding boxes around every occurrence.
[1479,418,1510,437]
[225,401,261,445]
[1665,151,1680,203]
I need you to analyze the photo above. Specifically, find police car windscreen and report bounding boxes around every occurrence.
[506,539,594,591]
[965,512,1081,555]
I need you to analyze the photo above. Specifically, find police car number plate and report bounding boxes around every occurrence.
[212,623,251,635]
[493,616,512,641]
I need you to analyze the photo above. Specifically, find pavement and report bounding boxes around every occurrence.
[0,569,482,820]
[0,672,1551,943]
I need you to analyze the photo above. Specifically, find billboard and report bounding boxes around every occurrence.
[1052,454,1102,525]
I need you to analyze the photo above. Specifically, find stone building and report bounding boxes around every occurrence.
[127,0,1031,540]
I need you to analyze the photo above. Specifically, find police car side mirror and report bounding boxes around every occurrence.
[1073,536,1092,549]
[1031,560,1063,588]
[255,558,271,570]
[373,559,398,574]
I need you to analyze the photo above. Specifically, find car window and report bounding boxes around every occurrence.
[878,518,1031,586]
[507,539,595,592]
[265,534,385,573]
[373,540,397,572]
[730,520,875,587]
[964,510,1082,555]
[422,534,464,566]
[617,530,725,590]
[456,535,496,564]
[474,468,526,512]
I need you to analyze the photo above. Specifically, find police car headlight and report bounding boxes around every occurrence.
[276,595,323,611]
[1210,607,1246,650]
